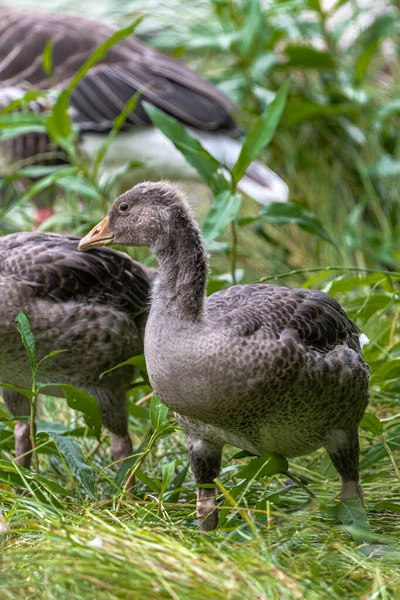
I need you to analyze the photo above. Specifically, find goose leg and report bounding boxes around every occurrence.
[96,390,133,462]
[188,437,223,532]
[324,428,364,504]
[2,389,32,469]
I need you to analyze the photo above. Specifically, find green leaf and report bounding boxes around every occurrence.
[143,103,228,194]
[51,434,95,498]
[282,100,358,125]
[150,394,169,430]
[135,468,161,492]
[360,412,383,436]
[231,79,290,185]
[0,383,32,400]
[0,125,47,142]
[16,312,36,372]
[360,427,400,468]
[237,451,288,481]
[93,92,141,178]
[202,191,242,241]
[101,354,148,382]
[55,175,102,201]
[375,502,400,515]
[330,496,371,544]
[42,39,53,78]
[259,202,333,243]
[354,39,379,84]
[370,359,400,387]
[0,166,79,218]
[161,460,176,494]
[283,45,334,69]
[56,385,102,440]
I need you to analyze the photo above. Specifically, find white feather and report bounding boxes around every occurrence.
[80,127,289,206]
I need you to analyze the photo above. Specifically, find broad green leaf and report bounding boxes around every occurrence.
[202,191,242,241]
[42,39,53,78]
[56,385,102,440]
[231,80,290,185]
[16,312,36,372]
[143,102,228,194]
[360,412,383,436]
[51,434,95,498]
[283,45,334,69]
[150,394,169,430]
[259,202,333,243]
[330,496,371,544]
[237,451,288,481]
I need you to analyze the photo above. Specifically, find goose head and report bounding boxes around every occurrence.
[79,181,189,252]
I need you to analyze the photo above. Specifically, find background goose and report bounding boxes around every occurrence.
[0,4,288,224]
[0,231,151,468]
[79,181,370,531]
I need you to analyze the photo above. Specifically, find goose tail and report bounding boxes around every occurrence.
[189,130,289,205]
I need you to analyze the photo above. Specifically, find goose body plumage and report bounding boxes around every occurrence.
[0,231,151,466]
[80,181,370,531]
[0,4,288,213]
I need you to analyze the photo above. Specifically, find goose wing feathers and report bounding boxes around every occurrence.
[0,232,150,316]
[206,284,362,353]
[0,6,235,132]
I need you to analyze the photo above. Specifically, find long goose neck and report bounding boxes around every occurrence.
[152,210,208,322]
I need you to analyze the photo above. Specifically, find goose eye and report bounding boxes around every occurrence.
[118,202,129,213]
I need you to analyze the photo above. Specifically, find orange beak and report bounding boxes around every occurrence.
[78,216,115,251]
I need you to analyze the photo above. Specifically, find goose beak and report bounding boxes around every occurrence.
[78,216,115,251]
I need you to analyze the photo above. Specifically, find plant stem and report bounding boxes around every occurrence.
[256,265,400,284]
[230,221,238,285]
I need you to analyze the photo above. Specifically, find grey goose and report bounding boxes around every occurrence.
[79,181,370,531]
[0,4,288,223]
[0,231,151,468]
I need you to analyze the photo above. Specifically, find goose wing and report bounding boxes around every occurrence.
[0,6,236,132]
[206,284,363,353]
[0,232,150,317]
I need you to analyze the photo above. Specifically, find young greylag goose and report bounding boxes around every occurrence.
[0,232,151,468]
[0,5,288,224]
[79,181,370,531]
